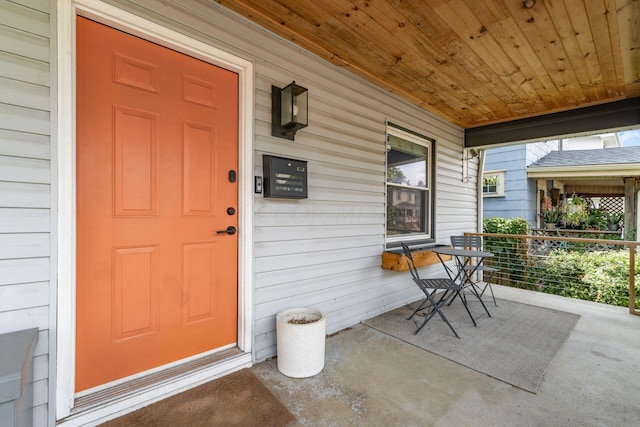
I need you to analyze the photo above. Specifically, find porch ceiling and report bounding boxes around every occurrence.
[216,0,640,129]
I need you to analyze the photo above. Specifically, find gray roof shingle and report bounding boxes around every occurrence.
[528,147,640,168]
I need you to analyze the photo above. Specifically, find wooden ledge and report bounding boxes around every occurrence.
[381,246,451,271]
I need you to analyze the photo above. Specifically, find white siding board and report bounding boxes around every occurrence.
[33,405,47,427]
[255,213,382,228]
[254,268,391,316]
[0,182,50,208]
[254,275,411,330]
[327,286,417,327]
[0,304,48,333]
[0,156,50,183]
[260,268,390,301]
[311,175,382,193]
[33,354,48,382]
[300,131,383,161]
[0,281,49,310]
[0,51,49,86]
[33,378,47,406]
[0,233,49,259]
[0,257,49,286]
[0,76,50,110]
[331,282,417,321]
[309,173,383,194]
[255,256,382,288]
[0,1,50,425]
[309,170,384,193]
[0,103,50,135]
[254,130,383,167]
[309,164,384,186]
[33,329,48,357]
[255,244,382,272]
[0,1,49,37]
[254,235,382,257]
[0,208,49,232]
[254,199,384,215]
[0,129,50,159]
[13,0,49,14]
[307,188,384,204]
[253,224,384,244]
[0,24,49,62]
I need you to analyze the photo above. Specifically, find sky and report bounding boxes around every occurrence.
[619,129,640,147]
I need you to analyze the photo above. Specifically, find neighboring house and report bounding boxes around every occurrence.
[561,133,621,150]
[482,141,558,225]
[527,146,640,237]
[0,2,636,426]
[482,133,628,227]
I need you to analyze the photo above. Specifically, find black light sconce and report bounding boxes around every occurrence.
[271,81,308,140]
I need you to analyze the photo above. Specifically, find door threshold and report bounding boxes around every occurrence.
[67,348,249,421]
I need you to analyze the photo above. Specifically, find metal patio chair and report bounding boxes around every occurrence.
[401,242,469,338]
[450,235,498,306]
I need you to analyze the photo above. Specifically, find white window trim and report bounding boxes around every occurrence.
[385,125,433,243]
[482,170,505,197]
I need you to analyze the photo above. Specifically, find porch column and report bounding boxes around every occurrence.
[623,177,640,241]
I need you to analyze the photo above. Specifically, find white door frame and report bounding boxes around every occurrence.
[56,0,254,422]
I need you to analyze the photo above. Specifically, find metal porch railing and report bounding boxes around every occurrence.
[466,232,639,316]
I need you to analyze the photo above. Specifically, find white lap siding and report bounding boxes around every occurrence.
[0,0,52,426]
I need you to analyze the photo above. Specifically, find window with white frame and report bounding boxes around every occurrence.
[482,171,505,197]
[386,125,433,242]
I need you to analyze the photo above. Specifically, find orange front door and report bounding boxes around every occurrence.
[76,17,239,392]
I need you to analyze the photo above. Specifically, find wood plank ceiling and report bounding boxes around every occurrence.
[215,0,640,129]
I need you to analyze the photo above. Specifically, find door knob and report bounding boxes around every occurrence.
[217,226,237,235]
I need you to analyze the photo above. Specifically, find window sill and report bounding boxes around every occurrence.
[385,239,436,251]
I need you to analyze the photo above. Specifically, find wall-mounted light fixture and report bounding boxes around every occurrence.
[462,148,481,182]
[272,81,308,140]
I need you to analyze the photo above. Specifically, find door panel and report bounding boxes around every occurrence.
[76,17,239,392]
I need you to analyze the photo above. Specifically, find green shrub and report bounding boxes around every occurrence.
[483,217,529,235]
[481,217,637,308]
[483,217,530,285]
[536,250,639,308]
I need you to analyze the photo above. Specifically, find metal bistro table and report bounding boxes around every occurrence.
[430,246,493,325]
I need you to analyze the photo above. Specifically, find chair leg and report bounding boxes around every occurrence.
[407,298,432,320]
[456,290,477,327]
[408,289,450,320]
[477,272,498,306]
[485,273,497,306]
[413,292,460,338]
[467,283,492,318]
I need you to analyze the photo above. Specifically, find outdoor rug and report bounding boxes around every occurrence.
[101,368,296,426]
[362,298,580,393]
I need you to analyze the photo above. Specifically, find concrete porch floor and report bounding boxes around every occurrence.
[252,285,640,427]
